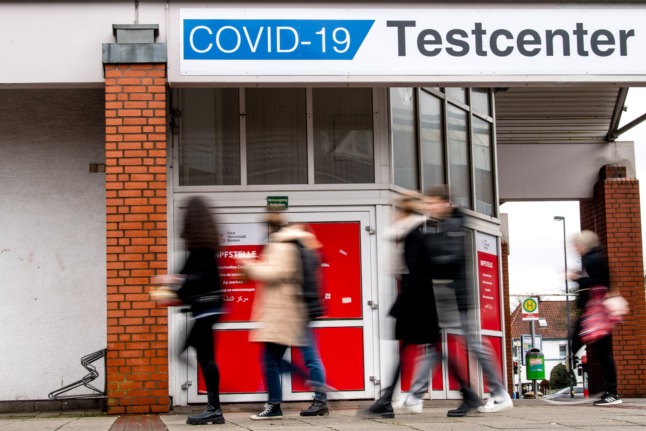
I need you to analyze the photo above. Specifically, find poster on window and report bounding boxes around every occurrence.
[217,223,267,322]
[476,232,501,332]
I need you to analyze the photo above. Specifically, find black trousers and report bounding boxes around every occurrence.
[572,317,618,395]
[186,316,221,407]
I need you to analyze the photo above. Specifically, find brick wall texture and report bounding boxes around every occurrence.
[580,164,646,397]
[501,241,514,395]
[104,63,169,414]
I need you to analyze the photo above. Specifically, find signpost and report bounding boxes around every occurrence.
[522,297,541,398]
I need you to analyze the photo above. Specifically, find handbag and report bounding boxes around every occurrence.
[579,285,613,344]
[604,294,629,323]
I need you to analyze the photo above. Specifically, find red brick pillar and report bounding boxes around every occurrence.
[104,63,169,414]
[580,164,646,397]
[501,241,513,395]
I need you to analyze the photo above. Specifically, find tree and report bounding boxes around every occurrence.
[550,363,569,389]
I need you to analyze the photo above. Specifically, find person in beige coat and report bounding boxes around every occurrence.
[238,212,311,420]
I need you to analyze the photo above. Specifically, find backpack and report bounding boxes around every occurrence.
[291,241,325,320]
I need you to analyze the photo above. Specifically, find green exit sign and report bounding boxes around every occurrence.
[266,196,288,209]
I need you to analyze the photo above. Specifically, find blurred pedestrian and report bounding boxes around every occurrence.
[569,231,622,405]
[362,194,441,418]
[424,185,513,417]
[289,223,331,417]
[152,196,226,425]
[238,211,313,420]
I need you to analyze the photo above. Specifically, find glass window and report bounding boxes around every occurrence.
[391,88,418,190]
[447,104,471,209]
[471,89,491,117]
[473,117,494,216]
[246,88,307,185]
[179,89,240,185]
[419,91,444,193]
[313,88,374,184]
[446,88,466,104]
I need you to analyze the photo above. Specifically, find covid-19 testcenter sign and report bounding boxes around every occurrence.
[178,7,646,81]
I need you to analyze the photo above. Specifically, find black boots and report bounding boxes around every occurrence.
[300,399,329,416]
[186,393,225,425]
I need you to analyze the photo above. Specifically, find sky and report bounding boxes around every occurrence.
[501,88,646,309]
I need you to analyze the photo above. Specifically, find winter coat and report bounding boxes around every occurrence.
[426,207,469,312]
[241,227,310,347]
[176,248,224,319]
[389,217,441,344]
[575,246,610,309]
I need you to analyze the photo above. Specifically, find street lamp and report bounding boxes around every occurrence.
[554,215,574,398]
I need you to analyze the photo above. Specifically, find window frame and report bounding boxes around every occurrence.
[172,87,383,191]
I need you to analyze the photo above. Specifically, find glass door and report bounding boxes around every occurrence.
[178,208,377,403]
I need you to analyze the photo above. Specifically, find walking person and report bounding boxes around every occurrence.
[362,194,441,418]
[424,185,513,417]
[238,212,316,420]
[569,231,622,405]
[152,196,226,425]
[290,223,331,417]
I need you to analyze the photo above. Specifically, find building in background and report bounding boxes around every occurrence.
[510,301,584,394]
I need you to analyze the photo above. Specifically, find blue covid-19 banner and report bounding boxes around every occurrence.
[183,19,374,60]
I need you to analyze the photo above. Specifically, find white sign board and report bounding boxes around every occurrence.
[522,297,540,321]
[179,7,646,79]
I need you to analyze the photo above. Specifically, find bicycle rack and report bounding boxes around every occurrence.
[48,348,107,400]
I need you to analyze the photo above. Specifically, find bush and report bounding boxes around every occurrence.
[550,363,569,389]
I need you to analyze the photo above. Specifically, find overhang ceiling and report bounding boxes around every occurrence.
[495,87,621,145]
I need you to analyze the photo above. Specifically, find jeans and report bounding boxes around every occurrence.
[458,310,505,396]
[408,344,442,399]
[298,328,327,402]
[264,343,289,404]
[263,330,328,404]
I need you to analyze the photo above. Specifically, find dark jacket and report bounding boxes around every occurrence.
[426,207,469,312]
[176,248,224,319]
[575,246,610,309]
[389,221,440,344]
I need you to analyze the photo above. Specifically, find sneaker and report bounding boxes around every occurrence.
[394,394,423,414]
[594,393,622,406]
[300,399,329,417]
[447,400,482,417]
[251,403,283,420]
[478,391,514,413]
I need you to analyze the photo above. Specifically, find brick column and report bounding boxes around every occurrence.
[103,25,169,414]
[501,241,513,395]
[580,164,646,397]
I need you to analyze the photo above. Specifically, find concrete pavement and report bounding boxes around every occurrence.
[2,399,646,430]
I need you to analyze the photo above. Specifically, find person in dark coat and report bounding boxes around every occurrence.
[424,185,512,417]
[362,195,441,418]
[153,196,226,425]
[570,230,621,406]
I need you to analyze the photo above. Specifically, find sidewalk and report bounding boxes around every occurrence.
[2,399,646,430]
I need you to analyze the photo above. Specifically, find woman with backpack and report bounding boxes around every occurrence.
[237,212,314,420]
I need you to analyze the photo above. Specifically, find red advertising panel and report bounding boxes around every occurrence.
[217,224,267,322]
[481,336,503,393]
[431,343,444,391]
[198,329,266,394]
[447,334,469,391]
[291,327,365,392]
[477,233,501,332]
[307,222,362,320]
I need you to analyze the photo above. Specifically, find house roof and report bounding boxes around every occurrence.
[510,300,577,339]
